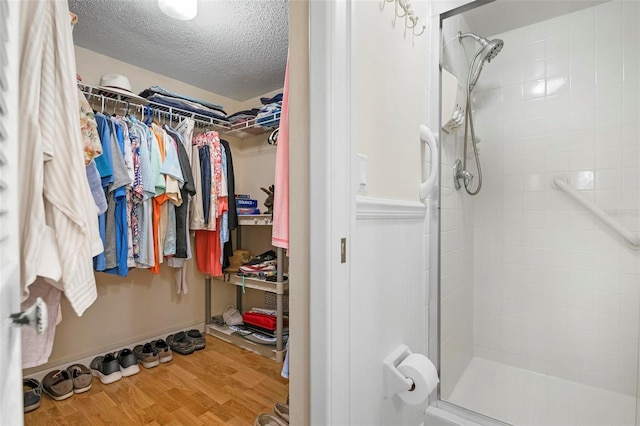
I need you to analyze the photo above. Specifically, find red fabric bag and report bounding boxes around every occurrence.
[242,311,289,331]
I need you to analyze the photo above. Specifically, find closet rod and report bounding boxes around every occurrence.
[78,83,231,130]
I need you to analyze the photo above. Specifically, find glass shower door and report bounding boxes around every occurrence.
[437,1,640,425]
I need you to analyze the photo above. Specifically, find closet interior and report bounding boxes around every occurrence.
[77,81,289,361]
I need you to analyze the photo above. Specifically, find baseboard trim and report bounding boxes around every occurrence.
[23,320,205,382]
[356,196,426,220]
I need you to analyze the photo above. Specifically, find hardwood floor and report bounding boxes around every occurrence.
[25,335,289,425]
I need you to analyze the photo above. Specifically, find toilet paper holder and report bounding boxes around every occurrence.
[383,344,417,399]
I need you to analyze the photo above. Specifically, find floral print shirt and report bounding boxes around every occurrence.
[78,88,103,165]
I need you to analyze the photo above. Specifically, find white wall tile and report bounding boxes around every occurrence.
[523,59,546,81]
[523,79,546,100]
[463,0,640,398]
[440,15,477,400]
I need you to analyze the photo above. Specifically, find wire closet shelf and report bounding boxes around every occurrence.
[78,83,281,138]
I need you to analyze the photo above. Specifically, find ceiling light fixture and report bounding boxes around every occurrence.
[158,0,197,21]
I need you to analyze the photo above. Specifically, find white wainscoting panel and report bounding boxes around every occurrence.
[349,197,429,425]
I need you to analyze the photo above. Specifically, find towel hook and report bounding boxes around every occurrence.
[380,0,426,37]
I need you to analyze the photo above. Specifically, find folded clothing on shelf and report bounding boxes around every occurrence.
[260,93,283,105]
[226,94,282,130]
[227,108,260,123]
[139,85,226,113]
[255,106,281,128]
[147,94,229,122]
[237,208,261,215]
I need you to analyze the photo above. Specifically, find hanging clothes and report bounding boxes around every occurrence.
[73,83,244,284]
[131,119,157,269]
[192,130,229,277]
[219,143,230,265]
[221,139,237,270]
[164,125,195,259]
[20,279,62,369]
[150,125,167,274]
[168,118,196,294]
[195,225,223,277]
[19,0,100,318]
[104,118,132,277]
[93,113,113,272]
[127,119,144,266]
[79,88,108,215]
[272,58,290,250]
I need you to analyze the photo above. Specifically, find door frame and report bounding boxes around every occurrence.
[308,1,355,424]
[0,0,24,423]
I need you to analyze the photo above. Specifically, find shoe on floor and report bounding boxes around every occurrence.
[116,348,140,377]
[65,364,92,393]
[274,402,289,423]
[42,370,73,401]
[254,413,288,426]
[152,339,173,363]
[166,331,195,355]
[133,343,160,368]
[187,329,206,350]
[90,353,122,384]
[23,378,42,413]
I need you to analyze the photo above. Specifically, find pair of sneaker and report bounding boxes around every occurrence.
[133,339,173,368]
[166,330,206,355]
[23,378,42,412]
[254,401,289,425]
[90,348,139,385]
[38,363,92,402]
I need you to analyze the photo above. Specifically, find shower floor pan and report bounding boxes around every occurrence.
[446,357,635,426]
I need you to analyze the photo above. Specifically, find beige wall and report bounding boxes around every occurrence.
[234,142,277,207]
[352,1,429,201]
[74,46,243,113]
[24,262,236,375]
[25,47,285,374]
[288,1,310,424]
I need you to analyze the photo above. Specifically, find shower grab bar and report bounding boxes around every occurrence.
[552,176,640,250]
[419,124,438,200]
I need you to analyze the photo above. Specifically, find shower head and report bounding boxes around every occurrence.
[458,31,504,91]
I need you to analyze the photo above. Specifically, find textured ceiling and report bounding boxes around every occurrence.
[69,0,289,101]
